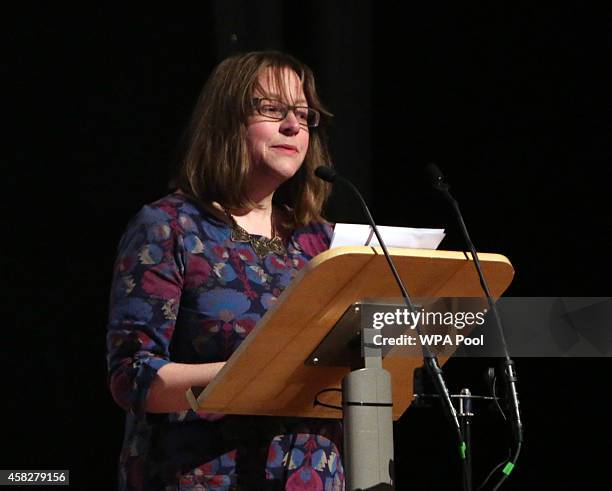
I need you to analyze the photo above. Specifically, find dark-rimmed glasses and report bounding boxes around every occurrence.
[251,98,320,128]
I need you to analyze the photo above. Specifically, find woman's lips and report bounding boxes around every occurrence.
[271,145,298,154]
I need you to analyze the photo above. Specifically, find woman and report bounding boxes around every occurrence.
[107,51,344,490]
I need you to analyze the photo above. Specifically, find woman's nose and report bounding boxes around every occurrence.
[279,110,301,135]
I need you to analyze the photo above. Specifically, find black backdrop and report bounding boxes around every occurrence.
[5,2,611,489]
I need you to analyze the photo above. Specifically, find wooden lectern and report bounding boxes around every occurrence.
[187,246,514,489]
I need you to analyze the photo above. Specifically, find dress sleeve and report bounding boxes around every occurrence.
[106,204,186,417]
[293,221,334,258]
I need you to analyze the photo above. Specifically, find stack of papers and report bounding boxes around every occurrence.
[330,223,445,250]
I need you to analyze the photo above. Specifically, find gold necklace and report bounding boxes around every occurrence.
[223,209,287,259]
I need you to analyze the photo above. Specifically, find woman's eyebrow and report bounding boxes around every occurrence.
[264,93,308,105]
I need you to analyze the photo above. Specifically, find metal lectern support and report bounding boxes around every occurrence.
[342,327,394,490]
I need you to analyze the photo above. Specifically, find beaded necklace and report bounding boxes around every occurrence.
[223,209,287,259]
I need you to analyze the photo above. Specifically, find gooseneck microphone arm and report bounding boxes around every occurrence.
[315,167,415,312]
[314,165,464,451]
[425,163,523,490]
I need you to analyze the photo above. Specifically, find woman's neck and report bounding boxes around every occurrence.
[226,193,276,238]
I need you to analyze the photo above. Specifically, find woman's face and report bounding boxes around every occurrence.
[246,68,310,185]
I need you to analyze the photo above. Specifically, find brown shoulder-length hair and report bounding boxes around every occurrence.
[176,50,333,228]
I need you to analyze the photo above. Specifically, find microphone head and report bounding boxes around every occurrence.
[424,162,448,190]
[314,165,337,183]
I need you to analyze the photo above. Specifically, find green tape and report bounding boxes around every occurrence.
[460,442,467,459]
[502,462,515,475]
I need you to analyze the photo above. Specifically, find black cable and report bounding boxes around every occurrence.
[478,443,522,491]
[491,443,522,491]
[492,375,508,423]
[478,451,510,490]
[475,374,512,490]
[313,388,343,411]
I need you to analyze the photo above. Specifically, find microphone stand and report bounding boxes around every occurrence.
[458,388,474,491]
[426,163,523,490]
[315,166,469,490]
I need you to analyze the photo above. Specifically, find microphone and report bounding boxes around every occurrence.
[314,165,338,183]
[425,163,523,487]
[424,162,449,192]
[315,165,463,443]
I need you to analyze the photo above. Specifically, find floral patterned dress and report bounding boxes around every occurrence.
[106,193,344,491]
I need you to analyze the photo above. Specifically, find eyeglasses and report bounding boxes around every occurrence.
[251,98,320,128]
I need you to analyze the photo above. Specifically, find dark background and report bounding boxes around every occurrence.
[5,2,611,489]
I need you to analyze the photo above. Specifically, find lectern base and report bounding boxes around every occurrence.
[343,366,394,490]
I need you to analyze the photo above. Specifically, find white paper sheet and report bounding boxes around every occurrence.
[330,223,445,250]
